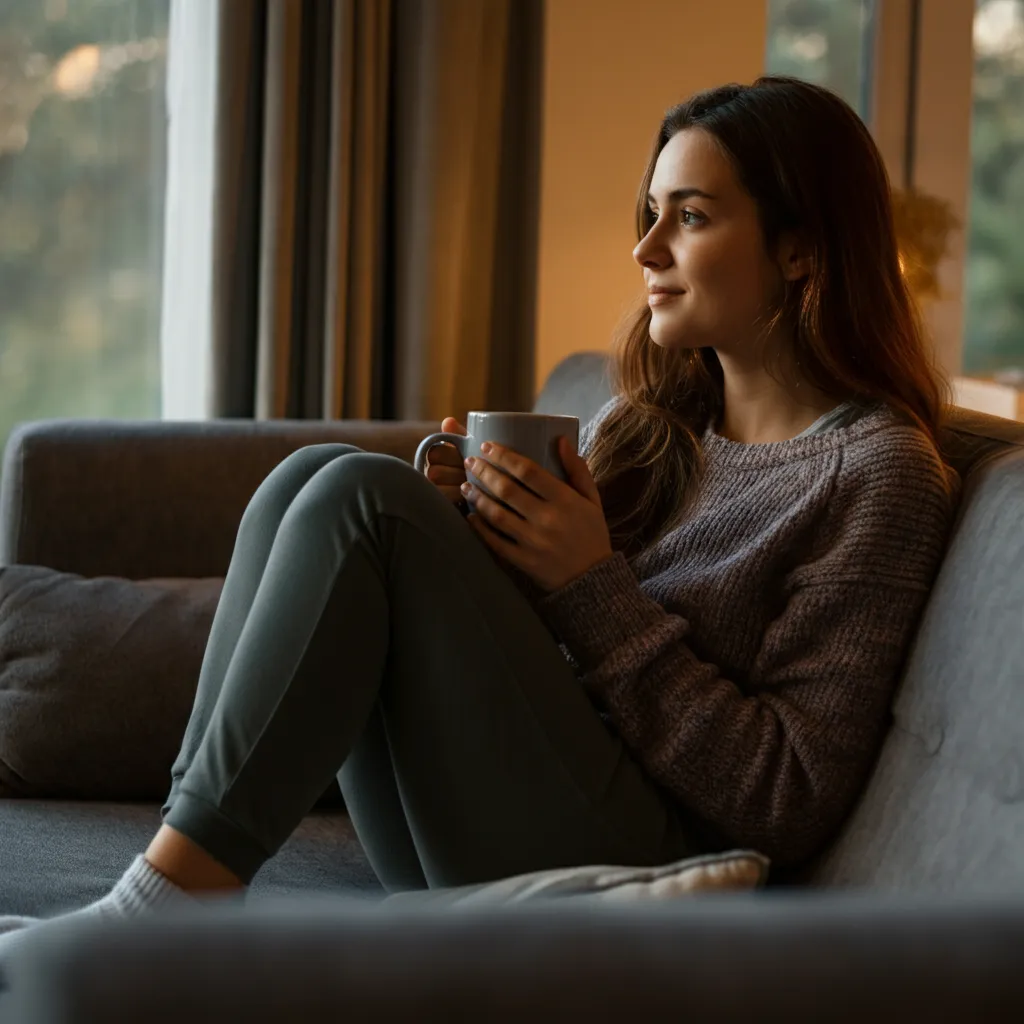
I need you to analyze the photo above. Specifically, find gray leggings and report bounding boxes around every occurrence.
[162,445,692,891]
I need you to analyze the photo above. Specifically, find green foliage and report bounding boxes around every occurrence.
[0,0,169,463]
[765,0,873,116]
[964,0,1024,376]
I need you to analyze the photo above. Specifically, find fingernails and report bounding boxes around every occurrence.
[480,442,492,454]
[460,482,472,494]
[464,457,475,469]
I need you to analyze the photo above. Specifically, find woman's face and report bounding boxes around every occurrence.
[633,128,786,354]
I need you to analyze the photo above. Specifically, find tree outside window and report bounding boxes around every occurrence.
[0,0,169,464]
[765,0,875,118]
[965,0,1024,379]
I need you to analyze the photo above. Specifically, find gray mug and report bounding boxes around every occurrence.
[414,411,580,510]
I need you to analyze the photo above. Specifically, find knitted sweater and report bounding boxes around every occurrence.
[533,396,960,867]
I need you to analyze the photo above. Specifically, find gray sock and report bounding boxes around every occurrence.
[0,854,191,958]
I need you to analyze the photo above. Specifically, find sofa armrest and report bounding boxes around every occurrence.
[0,418,438,580]
[3,893,1023,1023]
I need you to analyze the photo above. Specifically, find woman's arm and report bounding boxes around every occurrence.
[536,438,958,866]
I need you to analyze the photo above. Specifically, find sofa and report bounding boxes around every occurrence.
[1,350,1024,1021]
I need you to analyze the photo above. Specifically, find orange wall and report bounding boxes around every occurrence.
[534,0,767,392]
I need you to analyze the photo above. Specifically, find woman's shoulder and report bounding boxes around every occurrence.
[805,407,961,589]
[836,405,960,508]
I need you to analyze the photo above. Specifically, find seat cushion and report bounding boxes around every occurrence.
[0,801,381,916]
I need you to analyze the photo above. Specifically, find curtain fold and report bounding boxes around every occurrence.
[207,0,543,422]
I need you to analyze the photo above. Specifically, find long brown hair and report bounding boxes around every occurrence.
[588,76,952,559]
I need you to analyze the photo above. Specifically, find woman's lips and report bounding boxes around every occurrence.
[648,290,683,306]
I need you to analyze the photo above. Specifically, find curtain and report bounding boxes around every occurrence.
[207,0,543,422]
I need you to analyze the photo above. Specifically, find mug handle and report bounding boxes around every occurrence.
[414,432,467,474]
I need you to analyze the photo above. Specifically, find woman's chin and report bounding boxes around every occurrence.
[649,322,697,351]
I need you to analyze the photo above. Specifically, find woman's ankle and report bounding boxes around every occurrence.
[144,825,246,894]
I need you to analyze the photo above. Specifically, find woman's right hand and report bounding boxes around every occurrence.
[423,417,468,505]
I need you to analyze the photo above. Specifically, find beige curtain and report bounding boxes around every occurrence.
[208,0,543,422]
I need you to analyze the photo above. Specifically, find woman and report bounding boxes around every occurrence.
[1,76,958,940]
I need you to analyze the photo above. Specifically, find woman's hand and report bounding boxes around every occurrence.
[462,436,614,593]
[423,417,469,508]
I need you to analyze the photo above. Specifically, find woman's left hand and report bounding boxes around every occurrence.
[462,436,614,593]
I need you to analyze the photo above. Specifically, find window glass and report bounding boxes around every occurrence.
[963,0,1024,379]
[0,0,170,460]
[765,0,876,117]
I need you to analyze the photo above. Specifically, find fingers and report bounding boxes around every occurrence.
[465,457,543,515]
[466,497,523,551]
[426,464,466,506]
[424,441,467,507]
[426,419,466,470]
[426,443,464,469]
[469,446,552,502]
[423,417,468,507]
[425,464,465,486]
[438,485,468,505]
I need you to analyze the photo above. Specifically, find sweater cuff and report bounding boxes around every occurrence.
[536,550,669,669]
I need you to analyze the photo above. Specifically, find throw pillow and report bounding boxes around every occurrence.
[383,850,770,907]
[0,565,222,800]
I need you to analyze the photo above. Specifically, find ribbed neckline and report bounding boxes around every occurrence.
[702,403,896,468]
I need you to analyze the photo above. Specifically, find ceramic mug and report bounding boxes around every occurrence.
[414,412,580,510]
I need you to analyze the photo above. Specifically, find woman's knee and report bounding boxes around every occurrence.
[240,444,364,537]
[283,451,440,532]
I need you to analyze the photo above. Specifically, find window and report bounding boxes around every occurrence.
[0,0,170,458]
[963,0,1024,379]
[765,0,876,118]
[765,0,1024,402]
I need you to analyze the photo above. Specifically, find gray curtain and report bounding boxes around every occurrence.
[208,0,543,422]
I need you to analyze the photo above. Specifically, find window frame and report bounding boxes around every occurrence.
[160,0,218,420]
[869,0,979,386]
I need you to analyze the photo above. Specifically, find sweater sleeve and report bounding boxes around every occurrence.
[535,437,958,866]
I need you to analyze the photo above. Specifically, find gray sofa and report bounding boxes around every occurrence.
[2,350,1024,1021]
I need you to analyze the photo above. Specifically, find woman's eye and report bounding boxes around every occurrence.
[681,210,704,227]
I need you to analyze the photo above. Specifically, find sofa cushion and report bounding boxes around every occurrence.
[0,419,441,580]
[384,849,769,908]
[807,448,1024,891]
[533,351,613,428]
[0,565,222,800]
[0,801,380,916]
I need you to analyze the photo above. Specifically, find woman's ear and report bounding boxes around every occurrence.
[776,231,813,282]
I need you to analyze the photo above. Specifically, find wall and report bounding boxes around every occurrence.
[534,0,767,393]
[911,0,975,380]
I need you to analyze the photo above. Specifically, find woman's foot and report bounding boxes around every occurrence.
[0,854,192,959]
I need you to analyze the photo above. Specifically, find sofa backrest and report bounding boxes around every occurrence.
[811,439,1024,891]
[538,350,1024,893]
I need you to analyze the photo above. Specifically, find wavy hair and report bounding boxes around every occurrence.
[587,76,952,559]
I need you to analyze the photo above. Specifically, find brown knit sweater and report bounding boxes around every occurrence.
[534,397,960,867]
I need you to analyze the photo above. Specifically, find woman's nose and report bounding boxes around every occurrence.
[633,231,669,270]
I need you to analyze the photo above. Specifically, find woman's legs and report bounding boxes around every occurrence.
[160,447,693,892]
[159,444,424,890]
